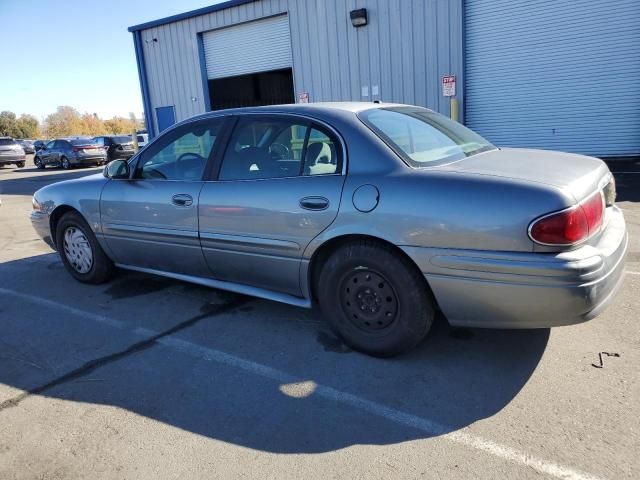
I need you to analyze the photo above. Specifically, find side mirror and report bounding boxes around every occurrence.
[104,159,130,179]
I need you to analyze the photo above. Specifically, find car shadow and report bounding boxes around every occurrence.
[0,168,102,196]
[0,254,550,453]
[606,159,640,203]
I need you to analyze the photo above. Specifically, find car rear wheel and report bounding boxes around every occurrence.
[61,157,71,169]
[316,240,435,357]
[56,211,115,284]
[16,161,25,168]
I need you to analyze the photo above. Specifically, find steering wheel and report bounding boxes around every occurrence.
[269,143,290,160]
[176,152,205,164]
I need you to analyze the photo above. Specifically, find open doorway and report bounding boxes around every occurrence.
[208,68,294,111]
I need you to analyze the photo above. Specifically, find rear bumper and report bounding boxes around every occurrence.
[401,206,628,328]
[110,151,134,161]
[71,155,107,165]
[0,153,25,164]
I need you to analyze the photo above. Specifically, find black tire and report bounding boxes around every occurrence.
[61,156,71,169]
[16,161,25,168]
[56,211,115,284]
[316,241,435,357]
[34,157,45,169]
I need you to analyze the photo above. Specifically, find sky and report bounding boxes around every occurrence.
[0,0,224,121]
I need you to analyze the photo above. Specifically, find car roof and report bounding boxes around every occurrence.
[214,101,406,115]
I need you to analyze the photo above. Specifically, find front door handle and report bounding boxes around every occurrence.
[299,196,329,211]
[172,194,193,207]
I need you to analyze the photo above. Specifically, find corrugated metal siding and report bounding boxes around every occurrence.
[203,14,292,79]
[287,0,463,115]
[465,0,640,156]
[139,0,288,134]
[138,0,463,132]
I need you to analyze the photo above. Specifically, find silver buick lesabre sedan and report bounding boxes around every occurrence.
[31,103,628,357]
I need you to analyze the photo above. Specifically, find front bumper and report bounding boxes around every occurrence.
[401,206,628,328]
[31,211,55,250]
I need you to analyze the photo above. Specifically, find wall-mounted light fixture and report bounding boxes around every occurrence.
[350,8,368,27]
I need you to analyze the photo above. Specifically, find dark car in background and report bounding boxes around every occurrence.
[93,135,135,162]
[0,137,26,168]
[34,140,48,151]
[34,137,107,169]
[17,139,36,154]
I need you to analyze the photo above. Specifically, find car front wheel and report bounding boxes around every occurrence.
[316,240,435,357]
[34,157,45,169]
[56,211,115,284]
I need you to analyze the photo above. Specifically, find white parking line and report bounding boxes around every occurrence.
[626,271,640,276]
[0,287,601,480]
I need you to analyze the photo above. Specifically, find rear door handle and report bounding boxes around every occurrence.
[172,194,193,207]
[299,196,329,211]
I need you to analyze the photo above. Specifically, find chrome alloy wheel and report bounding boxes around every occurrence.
[63,226,93,274]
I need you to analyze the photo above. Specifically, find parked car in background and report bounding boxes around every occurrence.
[17,139,36,154]
[34,140,48,151]
[34,137,107,169]
[30,103,627,357]
[93,135,135,162]
[135,133,148,148]
[0,137,26,168]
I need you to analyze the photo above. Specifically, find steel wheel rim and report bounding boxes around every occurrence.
[63,226,93,274]
[339,268,399,333]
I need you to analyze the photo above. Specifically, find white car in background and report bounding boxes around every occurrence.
[135,133,148,149]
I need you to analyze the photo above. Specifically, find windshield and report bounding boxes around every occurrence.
[359,107,495,166]
[0,138,16,146]
[113,135,132,143]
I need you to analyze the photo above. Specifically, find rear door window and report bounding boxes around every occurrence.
[219,116,342,180]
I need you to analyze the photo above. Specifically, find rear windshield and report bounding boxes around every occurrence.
[136,135,145,142]
[70,138,97,146]
[0,138,16,146]
[359,107,495,166]
[112,136,131,143]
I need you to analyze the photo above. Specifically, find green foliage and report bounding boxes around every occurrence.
[0,111,41,138]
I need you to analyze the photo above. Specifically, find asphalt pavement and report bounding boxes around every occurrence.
[0,155,638,479]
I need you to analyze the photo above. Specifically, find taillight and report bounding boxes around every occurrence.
[529,191,604,246]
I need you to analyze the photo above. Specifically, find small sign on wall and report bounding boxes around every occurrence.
[442,75,456,97]
[298,92,309,103]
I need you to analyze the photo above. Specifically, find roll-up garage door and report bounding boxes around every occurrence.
[465,0,640,157]
[203,14,292,79]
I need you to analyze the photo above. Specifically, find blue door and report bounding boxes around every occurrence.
[156,106,176,133]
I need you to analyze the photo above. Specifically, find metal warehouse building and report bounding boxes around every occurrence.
[129,0,640,157]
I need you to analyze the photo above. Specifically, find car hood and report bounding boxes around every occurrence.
[438,148,611,202]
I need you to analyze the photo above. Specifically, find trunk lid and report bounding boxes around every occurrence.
[438,148,611,202]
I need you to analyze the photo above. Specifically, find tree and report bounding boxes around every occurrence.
[104,116,137,134]
[0,111,18,137]
[80,113,105,136]
[15,114,41,138]
[45,106,84,138]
